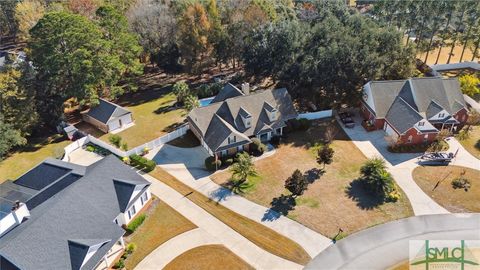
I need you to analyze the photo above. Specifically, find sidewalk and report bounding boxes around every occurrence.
[160,163,332,258]
[138,174,303,270]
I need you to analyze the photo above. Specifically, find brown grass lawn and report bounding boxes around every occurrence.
[149,168,311,265]
[458,126,480,159]
[124,197,197,270]
[0,135,70,183]
[211,119,414,237]
[417,44,479,65]
[413,165,480,213]
[164,245,254,270]
[97,88,186,148]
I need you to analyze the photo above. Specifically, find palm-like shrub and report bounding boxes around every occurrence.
[360,157,395,197]
[184,95,199,111]
[172,81,190,103]
[230,152,256,183]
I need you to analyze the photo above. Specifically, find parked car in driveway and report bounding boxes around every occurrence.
[339,112,355,128]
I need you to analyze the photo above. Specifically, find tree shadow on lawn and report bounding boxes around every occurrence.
[304,168,325,183]
[162,121,187,133]
[209,179,255,204]
[116,85,173,107]
[154,104,181,114]
[345,179,385,210]
[262,194,296,222]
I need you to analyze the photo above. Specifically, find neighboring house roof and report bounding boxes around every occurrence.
[85,99,131,124]
[188,87,297,152]
[385,97,423,134]
[0,156,150,270]
[211,83,245,103]
[366,77,467,134]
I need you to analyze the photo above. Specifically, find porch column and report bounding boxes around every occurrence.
[103,256,109,268]
[119,237,125,249]
[280,127,283,135]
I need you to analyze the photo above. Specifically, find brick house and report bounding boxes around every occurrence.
[360,77,468,145]
[187,83,298,158]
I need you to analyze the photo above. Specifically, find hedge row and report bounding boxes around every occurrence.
[126,214,146,233]
[130,154,156,172]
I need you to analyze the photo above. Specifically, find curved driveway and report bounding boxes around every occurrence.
[305,213,480,270]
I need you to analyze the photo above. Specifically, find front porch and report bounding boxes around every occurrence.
[95,239,125,270]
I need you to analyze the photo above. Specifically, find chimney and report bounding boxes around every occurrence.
[241,83,250,95]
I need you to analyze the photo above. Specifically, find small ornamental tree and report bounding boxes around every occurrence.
[184,95,199,111]
[109,134,122,148]
[360,158,395,198]
[172,81,190,104]
[230,152,256,183]
[285,169,308,197]
[316,144,334,168]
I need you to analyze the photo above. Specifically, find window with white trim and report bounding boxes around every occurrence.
[228,136,236,144]
[407,135,413,143]
[141,192,148,205]
[418,121,425,126]
[438,113,445,118]
[128,205,136,219]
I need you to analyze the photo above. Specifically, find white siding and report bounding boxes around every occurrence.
[428,109,450,121]
[107,120,121,132]
[118,114,133,126]
[121,188,151,225]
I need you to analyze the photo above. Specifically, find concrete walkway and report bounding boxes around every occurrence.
[138,173,303,270]
[338,114,449,215]
[135,228,219,269]
[148,144,332,258]
[445,137,480,170]
[305,213,480,270]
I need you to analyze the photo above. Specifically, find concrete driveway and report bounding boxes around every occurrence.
[305,213,480,270]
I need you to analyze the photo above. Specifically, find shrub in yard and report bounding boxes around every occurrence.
[285,169,308,197]
[172,81,190,103]
[122,156,130,164]
[114,258,125,269]
[360,158,395,199]
[184,95,200,111]
[86,145,95,152]
[230,152,256,183]
[251,138,267,155]
[298,118,311,131]
[121,142,128,151]
[144,159,156,172]
[316,144,334,168]
[452,176,471,191]
[386,190,400,202]
[127,214,146,233]
[142,147,150,155]
[270,135,281,146]
[457,129,470,141]
[109,134,122,148]
[205,156,221,171]
[223,158,234,166]
[129,154,156,171]
[126,243,137,254]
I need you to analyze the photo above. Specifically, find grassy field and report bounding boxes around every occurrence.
[458,126,480,159]
[164,245,254,270]
[0,135,70,183]
[124,197,197,269]
[149,168,312,266]
[417,44,479,65]
[413,165,480,213]
[211,119,414,237]
[95,88,186,148]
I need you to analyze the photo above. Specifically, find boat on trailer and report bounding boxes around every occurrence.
[418,149,458,164]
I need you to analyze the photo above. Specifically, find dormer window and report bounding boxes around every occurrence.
[239,107,252,128]
[270,110,277,121]
[418,121,425,126]
[228,135,236,144]
[438,113,445,118]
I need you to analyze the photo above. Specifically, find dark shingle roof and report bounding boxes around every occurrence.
[0,156,150,270]
[385,97,423,134]
[368,80,407,118]
[211,83,244,103]
[85,99,130,124]
[188,87,297,152]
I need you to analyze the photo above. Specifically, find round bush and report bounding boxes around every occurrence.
[205,156,221,171]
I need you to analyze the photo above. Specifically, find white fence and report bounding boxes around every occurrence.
[297,109,333,120]
[62,136,89,161]
[63,124,190,159]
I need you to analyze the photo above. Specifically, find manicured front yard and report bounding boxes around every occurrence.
[124,197,197,269]
[149,168,311,265]
[413,165,480,212]
[0,134,70,183]
[98,88,186,148]
[164,245,254,270]
[211,119,414,237]
[458,126,480,159]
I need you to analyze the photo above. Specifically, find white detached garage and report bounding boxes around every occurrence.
[82,99,133,133]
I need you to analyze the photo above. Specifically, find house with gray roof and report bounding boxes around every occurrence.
[0,156,151,270]
[360,77,468,145]
[188,83,298,157]
[82,99,133,133]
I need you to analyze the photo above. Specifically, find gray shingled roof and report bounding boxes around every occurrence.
[385,97,424,134]
[367,80,407,118]
[188,88,297,152]
[211,83,244,103]
[0,156,150,270]
[85,99,131,124]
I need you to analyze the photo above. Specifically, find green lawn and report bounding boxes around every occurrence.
[458,125,480,159]
[0,135,70,183]
[98,89,186,148]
